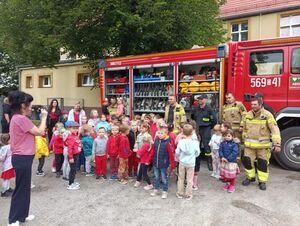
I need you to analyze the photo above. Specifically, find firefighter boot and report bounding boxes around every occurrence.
[259,182,267,190]
[207,156,213,171]
[242,178,256,186]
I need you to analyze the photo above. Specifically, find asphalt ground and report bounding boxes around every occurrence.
[1,155,300,226]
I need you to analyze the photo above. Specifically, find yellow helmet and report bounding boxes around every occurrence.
[188,81,200,92]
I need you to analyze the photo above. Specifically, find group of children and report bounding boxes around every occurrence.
[0,110,241,199]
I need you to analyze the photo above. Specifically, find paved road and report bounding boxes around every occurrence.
[1,156,300,226]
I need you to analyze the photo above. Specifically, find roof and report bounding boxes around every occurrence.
[220,0,300,20]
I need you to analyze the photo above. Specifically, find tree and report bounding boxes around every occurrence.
[0,52,18,95]
[0,0,226,67]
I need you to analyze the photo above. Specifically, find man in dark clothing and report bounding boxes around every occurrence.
[191,94,217,171]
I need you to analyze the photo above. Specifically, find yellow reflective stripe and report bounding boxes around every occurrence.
[271,135,280,139]
[245,168,256,179]
[257,170,269,182]
[244,141,271,149]
[232,126,240,130]
[245,119,267,125]
[267,118,277,124]
[205,153,212,156]
[223,107,239,111]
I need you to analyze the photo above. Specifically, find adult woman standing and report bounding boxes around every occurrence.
[67,101,86,125]
[8,91,48,226]
[1,97,11,133]
[108,97,117,116]
[47,99,61,141]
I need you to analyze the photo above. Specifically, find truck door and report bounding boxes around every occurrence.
[288,46,300,106]
[244,47,288,112]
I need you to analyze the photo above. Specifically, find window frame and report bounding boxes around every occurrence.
[25,76,33,88]
[249,50,284,76]
[280,14,300,37]
[291,48,300,74]
[231,21,248,41]
[38,75,52,88]
[78,73,94,87]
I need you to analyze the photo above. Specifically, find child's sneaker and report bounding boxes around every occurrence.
[161,191,168,199]
[128,173,134,178]
[119,179,128,185]
[96,175,101,180]
[62,177,68,181]
[67,183,80,190]
[74,182,80,186]
[56,173,61,178]
[192,185,199,191]
[223,183,230,191]
[85,173,93,177]
[210,172,216,177]
[150,189,158,196]
[51,167,56,173]
[227,185,235,193]
[176,192,183,199]
[185,195,193,200]
[134,181,141,188]
[36,172,45,177]
[110,175,118,180]
[102,175,107,179]
[143,184,153,190]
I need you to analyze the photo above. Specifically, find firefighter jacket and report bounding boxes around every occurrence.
[222,101,247,130]
[242,108,281,149]
[191,104,217,128]
[164,103,187,133]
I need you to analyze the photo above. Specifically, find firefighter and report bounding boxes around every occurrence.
[241,97,281,190]
[222,92,247,141]
[164,95,187,134]
[191,94,217,171]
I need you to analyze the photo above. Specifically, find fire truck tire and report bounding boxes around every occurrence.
[273,127,300,171]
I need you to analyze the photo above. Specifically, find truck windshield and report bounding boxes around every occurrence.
[250,50,283,76]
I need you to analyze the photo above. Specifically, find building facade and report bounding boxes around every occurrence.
[19,61,100,113]
[220,0,300,41]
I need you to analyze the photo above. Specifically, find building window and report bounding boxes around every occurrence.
[25,76,33,88]
[280,15,300,37]
[231,22,248,41]
[39,75,52,88]
[291,48,300,74]
[78,73,94,87]
[250,50,283,76]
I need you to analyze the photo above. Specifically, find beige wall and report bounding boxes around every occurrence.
[223,9,300,40]
[20,63,100,108]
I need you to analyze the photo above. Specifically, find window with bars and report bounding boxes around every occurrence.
[280,14,300,37]
[231,22,248,41]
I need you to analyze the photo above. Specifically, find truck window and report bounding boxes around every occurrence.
[250,50,283,76]
[291,48,300,74]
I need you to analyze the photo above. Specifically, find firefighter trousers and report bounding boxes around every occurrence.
[242,148,271,182]
[199,126,212,156]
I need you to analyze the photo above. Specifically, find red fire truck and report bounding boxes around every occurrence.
[98,36,300,171]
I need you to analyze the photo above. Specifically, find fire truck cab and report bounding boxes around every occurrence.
[219,37,300,171]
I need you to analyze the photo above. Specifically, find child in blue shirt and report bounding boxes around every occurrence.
[81,125,94,176]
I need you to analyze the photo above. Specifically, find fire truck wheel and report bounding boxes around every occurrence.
[273,127,300,171]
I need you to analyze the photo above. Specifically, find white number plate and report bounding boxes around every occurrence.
[250,77,281,88]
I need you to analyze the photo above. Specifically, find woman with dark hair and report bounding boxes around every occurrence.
[7,91,48,226]
[47,99,61,141]
[1,97,11,133]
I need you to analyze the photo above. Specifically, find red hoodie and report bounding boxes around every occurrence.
[107,134,120,157]
[149,122,157,138]
[52,134,64,154]
[65,133,82,159]
[137,143,154,165]
[118,134,131,159]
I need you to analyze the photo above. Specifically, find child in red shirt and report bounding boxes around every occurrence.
[134,133,154,190]
[65,121,82,190]
[118,124,131,185]
[107,124,120,180]
[49,122,65,178]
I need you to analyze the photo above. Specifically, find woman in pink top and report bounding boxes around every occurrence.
[8,91,48,226]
